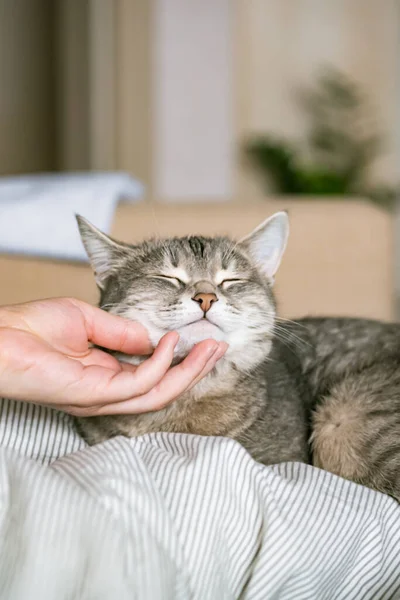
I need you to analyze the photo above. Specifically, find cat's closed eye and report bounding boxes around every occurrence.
[220,279,247,290]
[150,275,184,288]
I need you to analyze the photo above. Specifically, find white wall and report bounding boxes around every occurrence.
[236,0,400,195]
[152,0,234,200]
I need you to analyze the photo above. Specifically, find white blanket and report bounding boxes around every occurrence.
[0,172,144,261]
[1,397,400,600]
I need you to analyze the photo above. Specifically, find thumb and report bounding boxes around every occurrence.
[77,301,153,356]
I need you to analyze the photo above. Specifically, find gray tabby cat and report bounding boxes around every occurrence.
[75,212,400,502]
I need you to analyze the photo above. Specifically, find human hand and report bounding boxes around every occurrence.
[0,298,227,416]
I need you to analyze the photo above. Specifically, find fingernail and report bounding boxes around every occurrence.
[215,342,228,359]
[169,331,180,346]
[205,342,219,358]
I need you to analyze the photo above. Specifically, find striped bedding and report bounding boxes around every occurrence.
[1,397,400,599]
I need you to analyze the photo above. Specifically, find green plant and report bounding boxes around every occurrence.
[244,68,398,210]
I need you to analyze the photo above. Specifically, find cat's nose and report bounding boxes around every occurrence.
[192,292,218,314]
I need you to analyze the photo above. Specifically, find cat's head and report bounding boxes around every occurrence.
[77,211,289,371]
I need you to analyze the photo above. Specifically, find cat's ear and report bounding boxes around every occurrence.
[76,215,129,289]
[239,211,289,280]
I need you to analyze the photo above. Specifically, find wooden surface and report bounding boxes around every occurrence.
[0,199,395,320]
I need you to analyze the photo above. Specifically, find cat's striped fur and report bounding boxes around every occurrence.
[75,213,400,502]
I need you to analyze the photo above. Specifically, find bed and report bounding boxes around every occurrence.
[1,396,399,599]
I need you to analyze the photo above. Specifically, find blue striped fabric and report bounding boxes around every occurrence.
[1,397,400,599]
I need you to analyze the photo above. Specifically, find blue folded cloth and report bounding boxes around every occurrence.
[0,172,144,261]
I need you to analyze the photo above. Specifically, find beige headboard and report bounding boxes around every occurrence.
[0,199,394,321]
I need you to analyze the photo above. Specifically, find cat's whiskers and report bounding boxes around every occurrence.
[100,302,153,318]
[273,319,313,349]
[148,202,162,238]
[275,316,309,330]
[273,325,311,351]
[220,241,240,266]
[100,302,121,310]
[100,302,134,313]
[273,332,305,353]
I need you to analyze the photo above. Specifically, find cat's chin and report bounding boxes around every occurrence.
[175,319,225,355]
[140,319,226,362]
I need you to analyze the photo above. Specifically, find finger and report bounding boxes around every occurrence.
[87,339,221,416]
[122,331,181,395]
[72,300,153,355]
[57,331,181,408]
[56,338,223,416]
[186,342,228,390]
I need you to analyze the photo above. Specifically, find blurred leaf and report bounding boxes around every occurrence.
[245,137,303,193]
[297,169,350,194]
[301,67,362,116]
[243,66,397,211]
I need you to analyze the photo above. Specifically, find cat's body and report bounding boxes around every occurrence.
[75,331,312,465]
[75,213,400,502]
[296,317,400,501]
